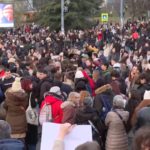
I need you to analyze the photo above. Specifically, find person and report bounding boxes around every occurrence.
[75,96,106,149]
[137,73,150,100]
[105,95,129,150]
[100,61,111,84]
[52,123,100,150]
[0,67,16,103]
[134,106,150,131]
[0,120,24,150]
[40,86,63,124]
[4,77,28,141]
[131,90,150,127]
[36,67,53,106]
[53,72,72,97]
[126,89,142,131]
[93,84,113,121]
[61,92,81,124]
[21,78,38,150]
[132,126,150,150]
[1,4,14,23]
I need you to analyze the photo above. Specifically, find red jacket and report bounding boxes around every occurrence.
[82,71,95,96]
[40,95,63,123]
[132,32,139,40]
[0,70,5,79]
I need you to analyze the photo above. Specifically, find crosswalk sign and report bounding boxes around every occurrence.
[101,13,109,22]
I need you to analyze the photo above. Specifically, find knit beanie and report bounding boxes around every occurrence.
[11,77,23,92]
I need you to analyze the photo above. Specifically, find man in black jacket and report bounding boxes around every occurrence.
[36,68,53,106]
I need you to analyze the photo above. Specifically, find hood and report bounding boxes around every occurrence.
[61,101,75,109]
[95,84,112,95]
[44,95,61,105]
[5,88,27,101]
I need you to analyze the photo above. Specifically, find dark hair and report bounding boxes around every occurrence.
[111,70,120,78]
[133,126,150,150]
[139,73,147,81]
[102,61,109,69]
[54,72,62,81]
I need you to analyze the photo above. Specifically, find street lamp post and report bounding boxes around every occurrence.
[120,0,124,29]
[61,0,65,34]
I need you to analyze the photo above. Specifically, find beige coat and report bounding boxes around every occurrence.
[105,109,129,150]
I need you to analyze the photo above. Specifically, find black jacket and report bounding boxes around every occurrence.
[38,77,53,106]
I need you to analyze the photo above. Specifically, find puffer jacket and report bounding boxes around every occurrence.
[105,109,129,150]
[4,88,28,134]
[93,84,114,115]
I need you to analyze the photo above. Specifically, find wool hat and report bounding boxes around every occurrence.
[143,90,150,100]
[49,86,61,95]
[75,70,84,79]
[11,77,23,92]
[113,95,126,108]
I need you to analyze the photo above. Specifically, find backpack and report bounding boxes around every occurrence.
[39,102,52,126]
[100,94,112,121]
[0,86,4,103]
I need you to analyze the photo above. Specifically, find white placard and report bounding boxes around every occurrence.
[41,123,92,150]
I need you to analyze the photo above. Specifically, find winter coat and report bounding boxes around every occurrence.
[54,80,73,97]
[4,88,28,135]
[75,106,102,129]
[101,70,111,84]
[40,93,63,123]
[131,99,150,127]
[75,106,106,143]
[0,139,24,150]
[137,84,150,100]
[105,109,129,150]
[61,101,79,124]
[38,77,53,106]
[93,84,114,115]
[134,106,150,131]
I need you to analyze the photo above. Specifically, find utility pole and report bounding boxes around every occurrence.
[61,0,65,34]
[120,0,124,29]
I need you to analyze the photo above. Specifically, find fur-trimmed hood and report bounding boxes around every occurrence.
[95,84,112,95]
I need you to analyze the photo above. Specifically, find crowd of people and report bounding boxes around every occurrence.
[0,20,150,150]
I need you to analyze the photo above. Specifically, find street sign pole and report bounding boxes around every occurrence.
[120,0,124,29]
[61,0,65,34]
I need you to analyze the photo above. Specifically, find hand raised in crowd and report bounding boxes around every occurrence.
[57,123,75,140]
